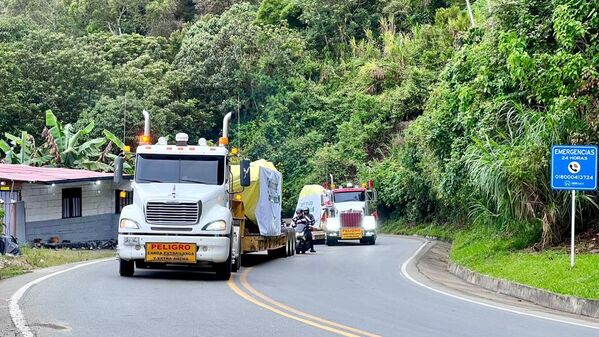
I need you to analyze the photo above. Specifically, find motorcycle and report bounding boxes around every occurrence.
[0,224,21,256]
[294,221,313,254]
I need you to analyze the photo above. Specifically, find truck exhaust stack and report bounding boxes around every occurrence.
[142,110,150,137]
[220,112,232,147]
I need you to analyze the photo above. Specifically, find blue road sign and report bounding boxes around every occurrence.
[551,145,598,190]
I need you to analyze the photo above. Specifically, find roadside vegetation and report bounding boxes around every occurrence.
[383,221,599,299]
[1,0,598,297]
[0,247,114,279]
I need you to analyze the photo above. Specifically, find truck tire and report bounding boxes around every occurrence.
[290,230,296,256]
[326,237,337,246]
[287,232,293,256]
[360,237,376,245]
[287,232,295,257]
[232,253,241,273]
[119,259,134,277]
[215,240,232,280]
[232,230,242,272]
[268,245,286,258]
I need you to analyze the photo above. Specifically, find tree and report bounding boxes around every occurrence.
[299,0,384,54]
[175,3,307,138]
[0,28,111,135]
[194,0,255,16]
[2,0,67,31]
[256,0,303,28]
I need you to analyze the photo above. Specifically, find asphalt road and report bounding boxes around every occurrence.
[15,236,599,337]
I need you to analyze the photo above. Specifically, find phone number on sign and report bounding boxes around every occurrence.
[554,174,594,180]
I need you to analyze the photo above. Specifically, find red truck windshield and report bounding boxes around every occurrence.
[333,191,365,203]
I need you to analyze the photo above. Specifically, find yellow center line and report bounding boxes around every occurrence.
[229,267,381,337]
[227,276,360,337]
[240,268,381,337]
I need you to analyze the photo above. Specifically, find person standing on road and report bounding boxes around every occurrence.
[302,208,316,253]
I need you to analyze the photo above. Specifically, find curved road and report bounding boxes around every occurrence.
[15,236,599,337]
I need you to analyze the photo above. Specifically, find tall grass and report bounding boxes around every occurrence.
[464,101,596,246]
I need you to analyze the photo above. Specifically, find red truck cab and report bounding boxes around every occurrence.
[324,184,377,245]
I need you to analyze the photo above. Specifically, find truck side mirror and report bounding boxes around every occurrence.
[367,190,377,202]
[240,159,251,187]
[114,156,124,185]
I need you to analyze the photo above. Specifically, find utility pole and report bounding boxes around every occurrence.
[466,0,475,27]
[123,92,127,144]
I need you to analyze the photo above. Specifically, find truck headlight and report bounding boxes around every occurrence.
[362,216,376,230]
[327,218,340,231]
[202,220,227,231]
[119,219,140,229]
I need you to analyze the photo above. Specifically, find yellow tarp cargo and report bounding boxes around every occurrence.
[231,159,282,236]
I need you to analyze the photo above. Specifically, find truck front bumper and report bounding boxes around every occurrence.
[326,229,376,239]
[117,234,230,263]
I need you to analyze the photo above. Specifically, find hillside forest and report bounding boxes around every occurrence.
[0,0,597,247]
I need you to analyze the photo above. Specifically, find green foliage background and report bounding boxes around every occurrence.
[1,0,597,246]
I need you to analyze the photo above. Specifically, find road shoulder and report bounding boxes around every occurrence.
[0,258,115,337]
[407,239,599,327]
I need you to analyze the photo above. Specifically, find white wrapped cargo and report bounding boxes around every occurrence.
[295,185,328,229]
[231,160,282,237]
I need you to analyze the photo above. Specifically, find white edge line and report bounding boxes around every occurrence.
[9,258,114,337]
[400,241,599,331]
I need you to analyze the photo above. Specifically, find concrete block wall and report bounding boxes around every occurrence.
[20,180,131,242]
[25,213,120,242]
[21,181,117,222]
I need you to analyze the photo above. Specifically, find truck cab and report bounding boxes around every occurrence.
[324,183,377,246]
[115,112,249,280]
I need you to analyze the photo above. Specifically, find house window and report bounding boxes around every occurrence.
[62,188,82,218]
[115,190,133,213]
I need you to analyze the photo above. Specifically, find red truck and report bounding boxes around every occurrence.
[323,182,378,246]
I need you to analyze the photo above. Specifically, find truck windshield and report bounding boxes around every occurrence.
[136,154,225,185]
[333,191,366,203]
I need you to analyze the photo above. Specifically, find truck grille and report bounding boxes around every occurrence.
[340,212,362,227]
[145,201,200,225]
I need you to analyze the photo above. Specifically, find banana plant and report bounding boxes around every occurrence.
[0,131,50,165]
[43,110,109,168]
[103,129,134,174]
[1,110,130,173]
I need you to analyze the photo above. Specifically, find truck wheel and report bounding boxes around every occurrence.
[268,245,286,258]
[290,230,296,255]
[215,256,232,280]
[215,241,233,280]
[287,233,295,257]
[119,259,134,277]
[326,237,337,246]
[370,236,376,245]
[232,253,241,272]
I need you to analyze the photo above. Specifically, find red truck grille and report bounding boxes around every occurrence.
[340,212,362,227]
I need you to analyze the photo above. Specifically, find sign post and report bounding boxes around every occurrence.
[551,145,598,268]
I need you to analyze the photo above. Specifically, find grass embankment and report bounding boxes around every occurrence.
[381,221,599,300]
[0,247,114,279]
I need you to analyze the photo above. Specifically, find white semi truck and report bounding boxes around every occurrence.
[114,111,294,280]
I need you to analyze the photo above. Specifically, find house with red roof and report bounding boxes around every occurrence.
[0,164,131,243]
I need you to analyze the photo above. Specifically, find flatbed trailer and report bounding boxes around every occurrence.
[231,200,295,271]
